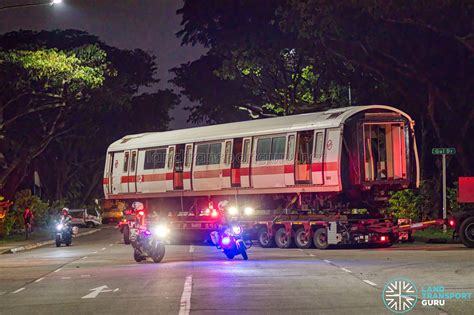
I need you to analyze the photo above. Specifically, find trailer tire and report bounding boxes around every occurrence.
[313,228,329,250]
[275,227,293,249]
[257,228,275,248]
[459,216,474,248]
[294,228,313,249]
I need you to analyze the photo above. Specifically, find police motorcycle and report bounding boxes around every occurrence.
[55,208,76,247]
[130,212,170,263]
[210,201,253,260]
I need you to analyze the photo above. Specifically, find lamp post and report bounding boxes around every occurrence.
[0,0,62,11]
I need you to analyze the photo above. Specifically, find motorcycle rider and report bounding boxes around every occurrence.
[59,208,73,232]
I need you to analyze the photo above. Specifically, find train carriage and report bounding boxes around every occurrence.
[104,105,419,211]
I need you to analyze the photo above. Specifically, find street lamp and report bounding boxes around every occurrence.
[0,0,62,11]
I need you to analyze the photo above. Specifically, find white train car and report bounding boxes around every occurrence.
[103,105,419,213]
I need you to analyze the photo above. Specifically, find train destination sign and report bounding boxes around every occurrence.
[432,148,456,155]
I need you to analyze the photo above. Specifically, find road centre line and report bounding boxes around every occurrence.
[341,268,352,273]
[101,247,106,250]
[12,288,25,294]
[92,251,97,254]
[323,259,331,263]
[363,280,377,286]
[179,275,193,315]
[189,245,194,253]
[53,268,62,273]
[34,277,45,283]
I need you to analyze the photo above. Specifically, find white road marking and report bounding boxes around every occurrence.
[92,251,98,254]
[323,259,331,263]
[189,245,194,253]
[12,288,25,294]
[34,277,45,283]
[53,268,62,273]
[109,244,113,247]
[61,277,71,280]
[179,275,193,315]
[363,280,377,286]
[341,268,352,273]
[80,275,91,278]
[81,285,112,299]
[81,256,88,260]
[113,288,119,292]
[101,247,106,251]
[309,254,315,257]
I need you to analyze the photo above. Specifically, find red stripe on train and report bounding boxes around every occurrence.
[311,162,338,172]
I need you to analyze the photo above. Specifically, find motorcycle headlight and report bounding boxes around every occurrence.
[244,207,254,216]
[152,225,170,238]
[56,224,64,230]
[228,206,238,216]
[231,225,242,235]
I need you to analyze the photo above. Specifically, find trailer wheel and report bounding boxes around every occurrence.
[257,228,275,248]
[459,216,474,248]
[275,227,293,249]
[313,228,329,250]
[294,228,312,249]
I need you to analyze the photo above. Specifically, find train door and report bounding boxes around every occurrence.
[128,150,138,193]
[295,131,313,184]
[183,143,193,190]
[174,144,184,190]
[105,152,114,195]
[166,145,175,191]
[231,138,242,187]
[285,133,296,186]
[120,150,130,193]
[240,137,252,188]
[311,130,326,185]
[222,140,233,189]
[322,128,341,187]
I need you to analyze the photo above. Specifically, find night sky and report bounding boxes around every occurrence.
[0,0,207,129]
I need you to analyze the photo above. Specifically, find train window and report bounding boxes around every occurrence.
[287,135,295,160]
[209,143,222,165]
[224,141,232,165]
[123,152,129,172]
[196,144,208,166]
[256,138,271,161]
[314,132,324,159]
[144,148,166,170]
[272,137,286,160]
[185,145,192,167]
[242,139,251,163]
[167,147,175,169]
[130,151,137,172]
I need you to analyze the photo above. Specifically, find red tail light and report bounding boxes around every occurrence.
[380,235,387,242]
[448,219,455,227]
[138,210,144,216]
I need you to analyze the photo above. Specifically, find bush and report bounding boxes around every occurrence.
[387,189,421,221]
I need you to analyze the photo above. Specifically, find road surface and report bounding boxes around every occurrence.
[0,226,473,314]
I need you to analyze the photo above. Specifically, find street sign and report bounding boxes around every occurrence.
[432,148,456,155]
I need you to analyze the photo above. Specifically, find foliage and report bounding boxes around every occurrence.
[0,30,178,204]
[14,189,50,228]
[387,189,421,221]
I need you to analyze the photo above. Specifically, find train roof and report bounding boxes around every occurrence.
[108,105,413,152]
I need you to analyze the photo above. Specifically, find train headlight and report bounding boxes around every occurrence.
[228,206,238,216]
[244,207,254,216]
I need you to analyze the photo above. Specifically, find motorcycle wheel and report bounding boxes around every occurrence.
[55,235,61,247]
[134,249,145,262]
[123,226,130,245]
[151,243,166,263]
[66,239,71,246]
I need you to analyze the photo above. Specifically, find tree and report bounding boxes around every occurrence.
[0,30,179,204]
[0,45,110,198]
[173,0,352,122]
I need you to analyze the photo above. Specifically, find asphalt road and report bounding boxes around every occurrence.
[0,226,473,315]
